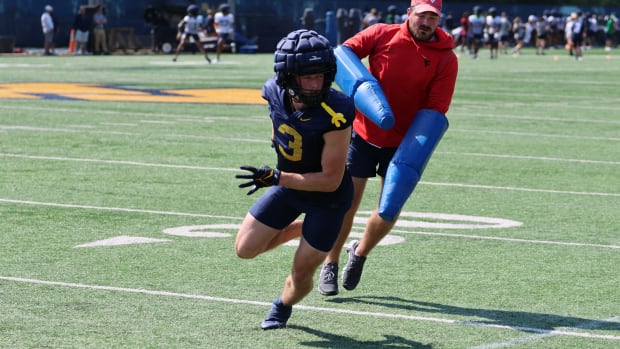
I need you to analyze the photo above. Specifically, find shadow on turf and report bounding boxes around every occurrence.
[327,296,620,333]
[288,325,433,348]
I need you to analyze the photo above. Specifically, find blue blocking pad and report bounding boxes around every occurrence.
[334,45,394,130]
[378,109,449,221]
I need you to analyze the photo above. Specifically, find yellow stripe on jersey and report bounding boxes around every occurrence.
[320,102,346,128]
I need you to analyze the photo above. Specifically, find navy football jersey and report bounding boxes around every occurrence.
[262,77,355,174]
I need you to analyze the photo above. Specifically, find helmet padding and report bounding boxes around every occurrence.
[274,30,336,106]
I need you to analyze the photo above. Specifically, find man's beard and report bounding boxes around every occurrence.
[413,26,434,42]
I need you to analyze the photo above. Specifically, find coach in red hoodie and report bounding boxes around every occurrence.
[318,0,458,296]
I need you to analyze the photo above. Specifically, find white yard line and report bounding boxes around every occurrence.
[390,229,620,250]
[453,112,620,125]
[1,198,618,250]
[2,103,620,124]
[3,120,620,142]
[1,276,618,342]
[0,125,137,135]
[452,129,620,142]
[0,153,237,171]
[0,198,240,220]
[454,96,620,109]
[99,122,138,127]
[422,181,620,197]
[439,151,620,165]
[0,105,266,122]
[1,153,618,197]
[469,316,620,349]
[138,120,177,124]
[0,126,270,143]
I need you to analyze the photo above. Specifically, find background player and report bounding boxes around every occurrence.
[213,3,235,63]
[172,4,211,63]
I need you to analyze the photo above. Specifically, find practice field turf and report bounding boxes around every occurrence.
[0,48,618,348]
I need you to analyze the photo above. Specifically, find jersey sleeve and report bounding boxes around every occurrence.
[261,77,278,104]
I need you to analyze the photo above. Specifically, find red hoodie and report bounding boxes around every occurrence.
[343,19,458,147]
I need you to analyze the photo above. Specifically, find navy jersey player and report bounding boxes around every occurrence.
[172,4,212,63]
[235,29,354,330]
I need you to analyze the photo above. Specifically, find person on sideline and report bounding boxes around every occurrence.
[535,15,548,55]
[565,13,576,56]
[485,7,501,59]
[93,5,109,54]
[72,6,92,55]
[316,0,458,296]
[498,11,512,55]
[234,29,355,329]
[172,4,211,63]
[40,5,55,55]
[512,16,525,56]
[457,10,469,53]
[572,11,586,61]
[213,3,235,63]
[467,5,485,59]
[604,14,617,52]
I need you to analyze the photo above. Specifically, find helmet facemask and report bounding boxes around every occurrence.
[284,64,334,107]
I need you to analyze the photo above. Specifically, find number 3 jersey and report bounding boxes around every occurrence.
[262,77,354,176]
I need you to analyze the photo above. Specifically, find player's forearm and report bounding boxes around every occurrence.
[278,170,344,192]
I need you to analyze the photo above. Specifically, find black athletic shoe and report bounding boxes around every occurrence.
[205,55,211,64]
[342,240,366,291]
[260,297,292,330]
[318,262,339,296]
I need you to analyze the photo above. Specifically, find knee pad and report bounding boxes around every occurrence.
[378,110,449,221]
[334,45,394,130]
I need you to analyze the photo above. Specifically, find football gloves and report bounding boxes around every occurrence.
[236,165,281,195]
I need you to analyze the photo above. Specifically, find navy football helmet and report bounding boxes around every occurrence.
[274,29,336,107]
[219,4,230,14]
[187,4,199,16]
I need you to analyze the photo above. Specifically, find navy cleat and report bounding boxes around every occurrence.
[260,297,292,330]
[342,240,366,291]
[318,262,339,296]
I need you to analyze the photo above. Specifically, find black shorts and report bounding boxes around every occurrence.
[347,132,397,178]
[183,33,200,42]
[217,32,234,42]
[249,180,353,252]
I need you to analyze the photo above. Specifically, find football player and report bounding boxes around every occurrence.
[172,4,211,63]
[234,29,355,330]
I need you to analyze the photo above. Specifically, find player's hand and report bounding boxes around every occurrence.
[236,165,281,195]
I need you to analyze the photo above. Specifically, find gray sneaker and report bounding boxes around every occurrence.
[342,240,366,291]
[318,262,339,296]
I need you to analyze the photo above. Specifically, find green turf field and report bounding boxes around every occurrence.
[0,48,618,348]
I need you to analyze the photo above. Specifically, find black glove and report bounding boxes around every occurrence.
[236,165,281,195]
